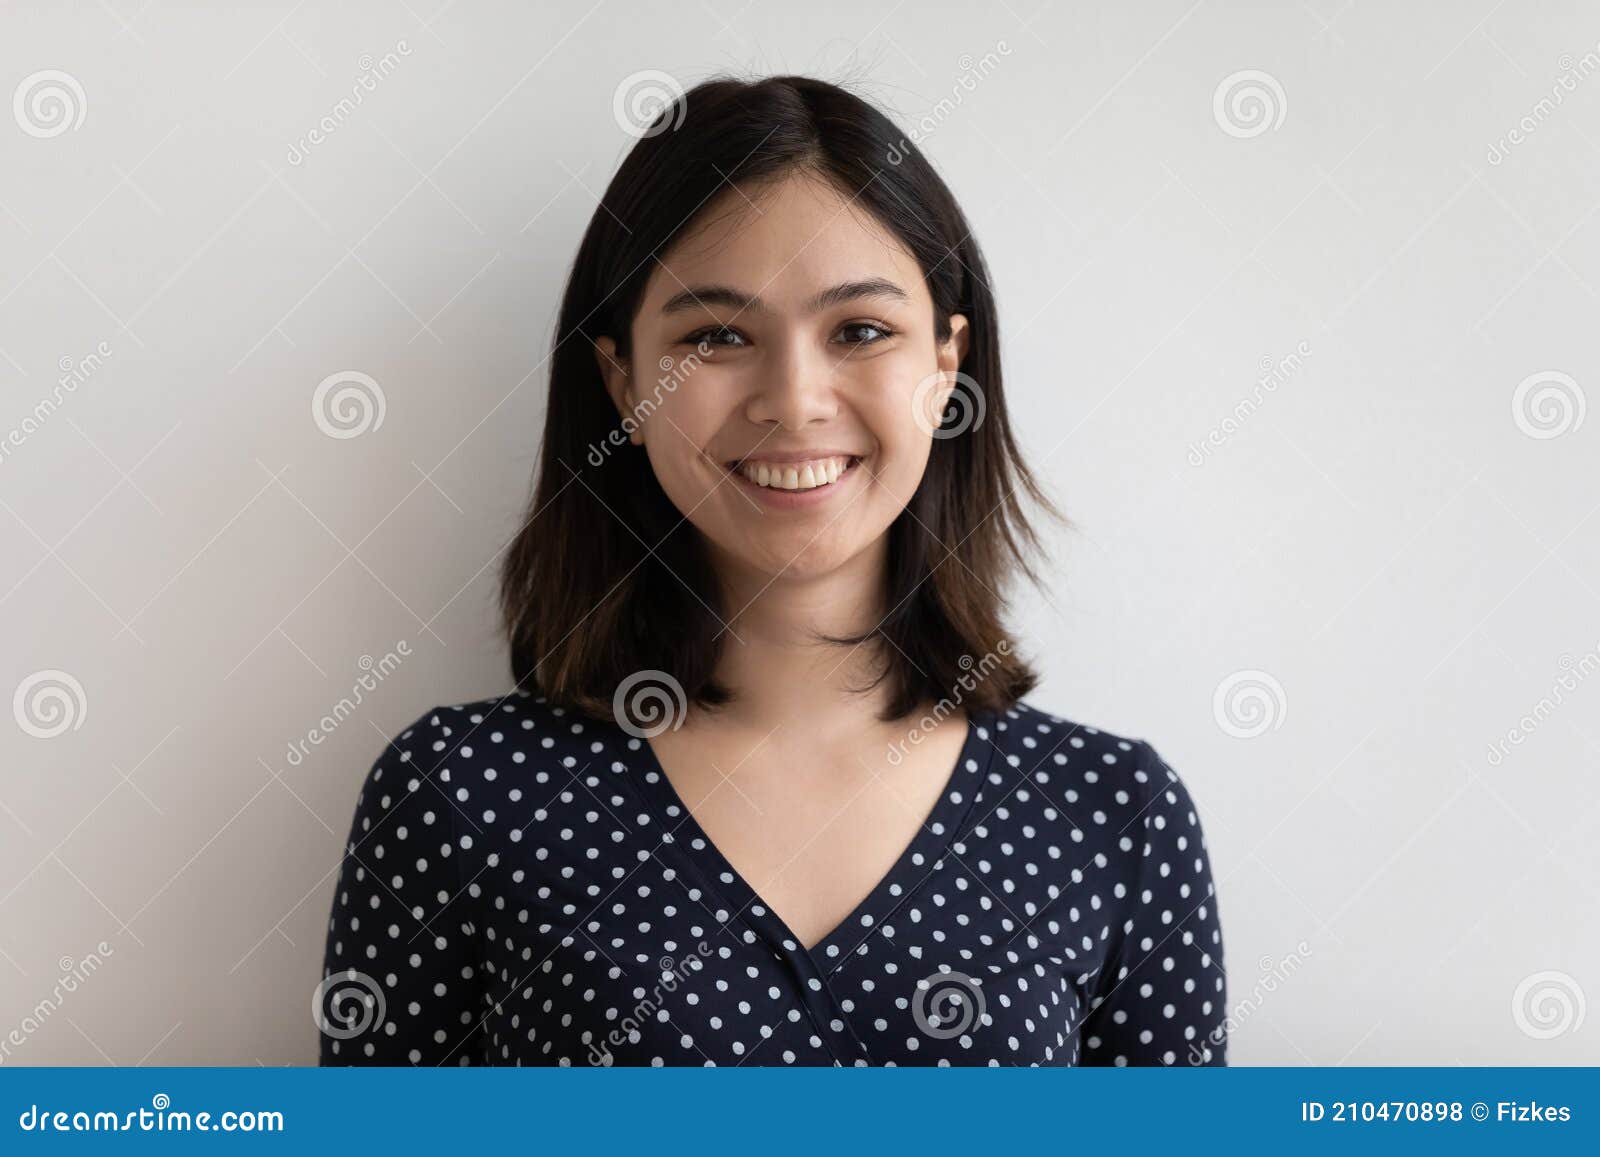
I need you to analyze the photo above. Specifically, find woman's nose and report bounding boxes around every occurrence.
[744,336,839,429]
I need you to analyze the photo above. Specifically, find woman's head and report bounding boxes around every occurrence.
[501,75,1061,723]
[596,169,968,588]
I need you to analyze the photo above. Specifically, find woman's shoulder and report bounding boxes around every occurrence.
[378,690,618,768]
[988,697,1153,779]
[989,697,1147,757]
[344,691,630,841]
[989,697,1205,819]
[350,693,617,808]
[992,698,1218,901]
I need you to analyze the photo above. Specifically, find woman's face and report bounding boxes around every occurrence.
[597,172,968,585]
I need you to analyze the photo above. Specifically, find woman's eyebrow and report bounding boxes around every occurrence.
[658,277,909,317]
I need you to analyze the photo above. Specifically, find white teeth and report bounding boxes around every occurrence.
[736,455,853,491]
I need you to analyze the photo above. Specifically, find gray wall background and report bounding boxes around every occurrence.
[2,0,1597,1065]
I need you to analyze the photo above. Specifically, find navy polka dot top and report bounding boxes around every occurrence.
[318,692,1227,1066]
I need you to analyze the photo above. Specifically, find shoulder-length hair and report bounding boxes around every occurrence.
[500,74,1065,726]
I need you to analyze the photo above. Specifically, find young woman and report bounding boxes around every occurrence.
[318,75,1227,1067]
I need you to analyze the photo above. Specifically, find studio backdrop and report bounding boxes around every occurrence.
[2,0,1597,1065]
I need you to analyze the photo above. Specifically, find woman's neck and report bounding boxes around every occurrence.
[700,536,899,733]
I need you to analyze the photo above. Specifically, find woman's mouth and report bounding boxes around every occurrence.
[722,454,865,507]
[727,454,859,490]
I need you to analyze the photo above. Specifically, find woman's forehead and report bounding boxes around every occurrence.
[640,173,926,313]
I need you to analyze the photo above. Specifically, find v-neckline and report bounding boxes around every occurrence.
[624,707,998,972]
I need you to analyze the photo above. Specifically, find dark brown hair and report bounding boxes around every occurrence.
[499,74,1065,725]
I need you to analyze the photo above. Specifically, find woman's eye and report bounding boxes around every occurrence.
[687,326,747,348]
[835,321,893,345]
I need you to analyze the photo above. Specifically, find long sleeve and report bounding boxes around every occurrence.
[318,709,488,1065]
[1080,740,1228,1066]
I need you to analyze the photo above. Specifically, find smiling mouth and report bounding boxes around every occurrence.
[724,454,863,491]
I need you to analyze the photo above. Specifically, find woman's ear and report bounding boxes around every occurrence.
[940,313,970,376]
[594,336,639,443]
[929,314,972,415]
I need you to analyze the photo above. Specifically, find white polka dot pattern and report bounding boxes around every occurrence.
[319,693,1227,1066]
